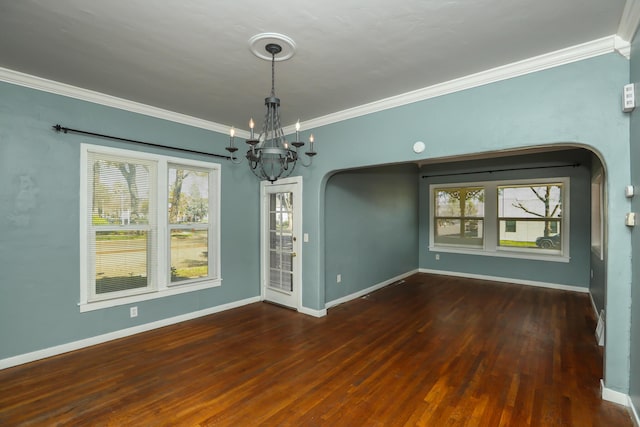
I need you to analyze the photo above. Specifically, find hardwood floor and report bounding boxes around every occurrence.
[0,273,632,426]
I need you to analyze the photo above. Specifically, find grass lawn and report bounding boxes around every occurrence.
[499,240,537,248]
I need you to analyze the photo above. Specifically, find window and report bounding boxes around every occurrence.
[80,144,221,311]
[168,165,212,283]
[498,183,563,251]
[433,187,484,248]
[429,178,569,261]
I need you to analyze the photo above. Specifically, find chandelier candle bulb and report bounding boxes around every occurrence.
[249,118,255,139]
[292,121,305,148]
[225,127,239,154]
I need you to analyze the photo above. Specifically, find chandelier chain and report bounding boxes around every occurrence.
[271,52,276,97]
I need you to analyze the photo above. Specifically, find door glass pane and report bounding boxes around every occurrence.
[268,191,294,293]
[170,229,208,282]
[282,253,292,272]
[95,230,148,294]
[270,251,280,269]
[269,269,281,289]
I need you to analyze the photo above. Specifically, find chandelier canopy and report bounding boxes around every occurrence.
[226,38,316,183]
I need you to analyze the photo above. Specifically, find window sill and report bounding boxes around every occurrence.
[429,246,570,263]
[79,279,222,312]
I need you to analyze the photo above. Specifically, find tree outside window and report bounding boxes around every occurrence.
[433,187,485,247]
[498,184,562,250]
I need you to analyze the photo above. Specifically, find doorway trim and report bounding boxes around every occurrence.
[260,176,303,311]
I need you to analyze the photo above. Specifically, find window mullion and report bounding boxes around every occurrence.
[157,160,168,290]
[484,182,497,251]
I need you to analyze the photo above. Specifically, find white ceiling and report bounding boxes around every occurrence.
[0,0,630,131]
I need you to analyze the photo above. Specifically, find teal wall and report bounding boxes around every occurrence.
[301,53,631,392]
[0,51,634,396]
[628,33,640,414]
[0,81,260,360]
[418,149,592,288]
[324,164,418,303]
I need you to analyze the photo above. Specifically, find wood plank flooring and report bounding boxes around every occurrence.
[0,273,632,426]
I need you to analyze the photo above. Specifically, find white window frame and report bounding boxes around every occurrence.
[429,177,570,263]
[80,143,221,312]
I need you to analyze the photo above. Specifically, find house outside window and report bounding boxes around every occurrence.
[80,144,221,312]
[498,183,563,251]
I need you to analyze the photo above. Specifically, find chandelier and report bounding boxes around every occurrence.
[226,40,317,183]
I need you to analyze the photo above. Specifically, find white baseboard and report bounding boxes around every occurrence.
[418,268,589,294]
[601,379,629,406]
[589,292,599,318]
[599,380,640,426]
[0,296,261,371]
[325,269,419,309]
[299,306,327,318]
[630,395,640,427]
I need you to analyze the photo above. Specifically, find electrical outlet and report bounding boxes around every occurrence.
[337,274,342,283]
[130,306,138,318]
[435,254,440,261]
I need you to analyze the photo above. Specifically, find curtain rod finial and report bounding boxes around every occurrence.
[52,124,67,133]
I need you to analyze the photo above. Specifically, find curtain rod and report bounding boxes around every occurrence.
[52,124,231,160]
[421,163,580,179]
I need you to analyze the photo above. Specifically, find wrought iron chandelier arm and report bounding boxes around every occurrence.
[298,152,314,167]
[228,151,244,164]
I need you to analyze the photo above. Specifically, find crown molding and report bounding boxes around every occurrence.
[0,67,252,139]
[299,35,623,132]
[0,36,623,138]
[618,0,640,43]
[615,35,632,59]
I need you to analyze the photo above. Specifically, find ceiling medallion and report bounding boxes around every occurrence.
[248,33,296,61]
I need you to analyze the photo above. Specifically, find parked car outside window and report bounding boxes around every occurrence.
[535,234,561,249]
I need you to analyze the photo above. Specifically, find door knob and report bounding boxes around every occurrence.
[291,252,297,257]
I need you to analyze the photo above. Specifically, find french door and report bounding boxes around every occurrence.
[260,177,302,310]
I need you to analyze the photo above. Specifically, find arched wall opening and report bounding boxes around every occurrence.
[322,143,609,382]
